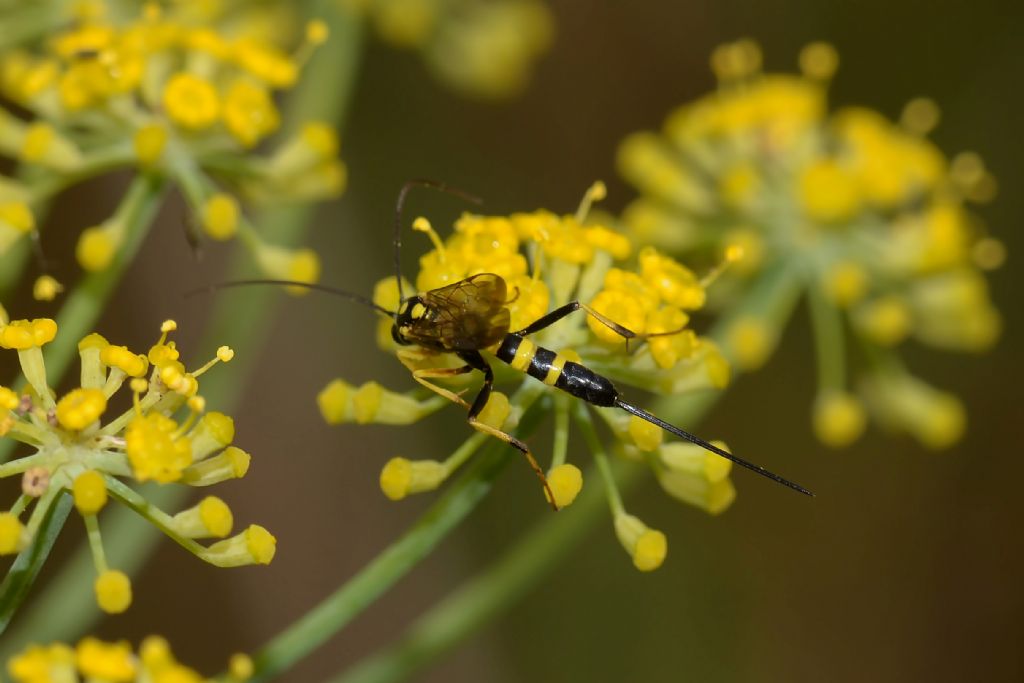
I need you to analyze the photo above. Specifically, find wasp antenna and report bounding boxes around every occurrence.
[393,179,483,309]
[614,398,814,496]
[186,279,394,316]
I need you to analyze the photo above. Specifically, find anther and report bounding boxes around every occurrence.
[412,216,447,261]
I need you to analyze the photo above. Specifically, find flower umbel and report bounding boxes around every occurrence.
[0,2,344,288]
[349,0,553,98]
[0,319,274,614]
[618,39,1002,449]
[320,184,740,570]
[6,635,253,683]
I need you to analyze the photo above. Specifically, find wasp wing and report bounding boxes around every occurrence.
[409,273,511,351]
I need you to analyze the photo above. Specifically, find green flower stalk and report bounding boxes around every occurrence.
[0,318,274,615]
[617,39,1003,449]
[346,0,553,98]
[6,634,253,683]
[0,1,346,293]
[320,182,759,571]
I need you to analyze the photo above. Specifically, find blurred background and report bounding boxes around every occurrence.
[2,0,1022,681]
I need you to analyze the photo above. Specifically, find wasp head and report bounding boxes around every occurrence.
[390,296,425,346]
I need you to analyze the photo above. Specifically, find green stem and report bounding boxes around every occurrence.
[806,284,846,392]
[82,514,108,573]
[242,403,546,683]
[28,143,137,204]
[572,403,623,515]
[0,240,31,295]
[0,483,168,654]
[0,492,72,633]
[0,0,367,655]
[8,495,31,518]
[329,263,800,683]
[331,459,639,683]
[21,484,60,540]
[441,432,488,476]
[549,396,570,468]
[0,452,49,478]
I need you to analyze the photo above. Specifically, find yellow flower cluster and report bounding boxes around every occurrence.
[318,183,737,570]
[0,318,274,614]
[618,39,1002,449]
[0,1,341,291]
[7,635,253,683]
[348,0,553,98]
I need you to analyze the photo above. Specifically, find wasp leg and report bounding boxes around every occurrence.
[459,351,558,511]
[639,325,690,340]
[513,300,686,351]
[412,365,475,410]
[513,301,635,339]
[514,300,640,350]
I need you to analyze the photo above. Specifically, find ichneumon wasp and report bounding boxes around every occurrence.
[208,179,813,509]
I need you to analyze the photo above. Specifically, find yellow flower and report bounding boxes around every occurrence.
[0,201,34,258]
[200,193,240,241]
[546,464,583,508]
[204,524,277,566]
[76,220,122,272]
[0,320,272,614]
[356,0,553,98]
[638,247,705,309]
[76,637,136,679]
[0,4,338,281]
[618,40,1002,449]
[94,570,133,614]
[799,158,862,223]
[126,413,193,483]
[172,496,234,538]
[73,471,108,515]
[823,261,868,307]
[7,636,245,683]
[587,290,647,344]
[0,513,27,554]
[101,344,149,377]
[614,513,667,571]
[0,317,57,350]
[7,643,75,683]
[253,243,321,293]
[20,122,83,169]
[647,312,697,369]
[813,391,867,448]
[163,73,220,130]
[725,316,774,371]
[32,274,64,301]
[380,457,448,500]
[655,441,736,515]
[232,38,298,87]
[56,388,107,431]
[222,79,280,147]
[134,124,168,166]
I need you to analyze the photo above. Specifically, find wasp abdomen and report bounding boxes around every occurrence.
[495,335,618,407]
[554,361,618,407]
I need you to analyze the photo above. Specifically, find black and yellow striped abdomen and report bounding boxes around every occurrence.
[495,335,618,407]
